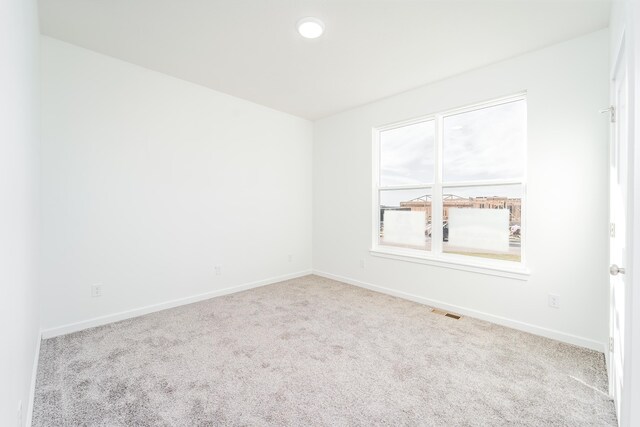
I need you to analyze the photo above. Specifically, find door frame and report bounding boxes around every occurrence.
[609,3,640,425]
[626,3,640,425]
[609,32,630,425]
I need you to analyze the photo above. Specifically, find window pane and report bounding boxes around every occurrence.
[443,100,525,182]
[380,121,435,186]
[442,185,522,262]
[380,188,432,251]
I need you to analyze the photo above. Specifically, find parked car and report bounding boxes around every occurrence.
[425,222,449,241]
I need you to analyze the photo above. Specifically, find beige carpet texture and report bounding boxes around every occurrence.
[33,275,616,426]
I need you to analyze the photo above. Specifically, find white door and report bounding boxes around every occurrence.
[609,39,629,422]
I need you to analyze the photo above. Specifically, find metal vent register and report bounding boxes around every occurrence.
[431,308,461,320]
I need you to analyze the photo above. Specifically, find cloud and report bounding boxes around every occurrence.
[380,120,435,185]
[443,100,525,182]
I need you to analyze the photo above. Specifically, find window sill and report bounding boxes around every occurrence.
[369,246,530,280]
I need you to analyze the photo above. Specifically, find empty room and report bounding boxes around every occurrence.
[2,0,640,425]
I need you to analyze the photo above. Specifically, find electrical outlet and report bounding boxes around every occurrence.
[288,254,293,263]
[17,400,22,427]
[214,265,222,276]
[91,284,102,298]
[359,259,365,269]
[548,294,560,309]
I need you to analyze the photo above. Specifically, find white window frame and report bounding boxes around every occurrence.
[371,93,530,280]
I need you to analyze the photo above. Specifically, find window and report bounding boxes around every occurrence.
[373,95,527,275]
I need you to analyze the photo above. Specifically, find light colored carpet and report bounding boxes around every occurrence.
[33,275,616,426]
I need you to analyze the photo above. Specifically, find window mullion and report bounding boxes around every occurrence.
[432,114,444,255]
[440,179,523,188]
[379,184,434,191]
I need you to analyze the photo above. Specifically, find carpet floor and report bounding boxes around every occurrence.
[33,275,616,426]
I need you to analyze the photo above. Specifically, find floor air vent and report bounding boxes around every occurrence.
[431,308,461,319]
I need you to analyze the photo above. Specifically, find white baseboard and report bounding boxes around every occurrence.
[41,270,312,339]
[26,330,42,427]
[38,267,607,352]
[312,270,607,354]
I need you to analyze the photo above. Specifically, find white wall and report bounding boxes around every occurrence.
[313,30,610,351]
[0,0,41,425]
[40,37,313,333]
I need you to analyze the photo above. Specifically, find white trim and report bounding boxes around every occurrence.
[376,116,436,133]
[26,330,42,427]
[440,179,523,188]
[609,22,640,426]
[312,270,606,353]
[612,27,627,81]
[433,113,443,253]
[373,92,528,131]
[609,28,627,419]
[614,2,640,425]
[372,127,381,250]
[369,247,530,280]
[441,92,527,119]
[629,1,640,422]
[378,184,434,191]
[41,270,312,339]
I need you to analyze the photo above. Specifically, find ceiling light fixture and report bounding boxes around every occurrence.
[297,17,324,39]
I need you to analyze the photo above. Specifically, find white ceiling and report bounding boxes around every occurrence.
[38,0,611,120]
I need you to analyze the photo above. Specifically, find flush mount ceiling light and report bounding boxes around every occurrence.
[297,17,324,39]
